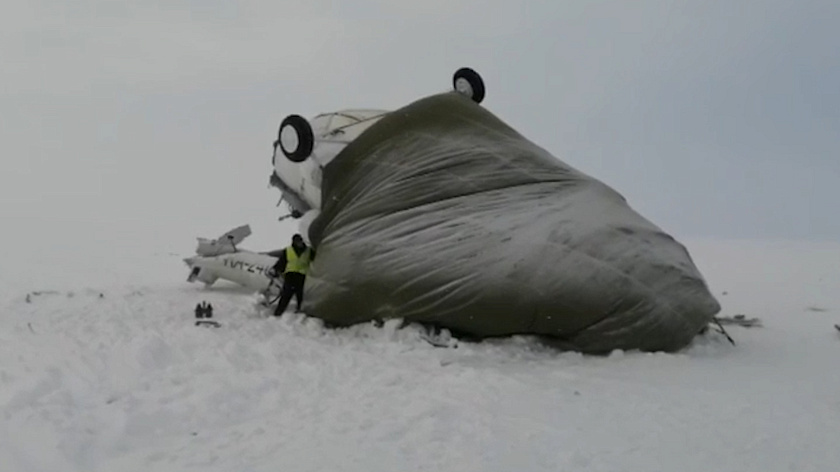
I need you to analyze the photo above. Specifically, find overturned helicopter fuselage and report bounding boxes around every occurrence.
[269,68,720,353]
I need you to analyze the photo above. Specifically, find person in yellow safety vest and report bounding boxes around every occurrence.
[270,233,316,317]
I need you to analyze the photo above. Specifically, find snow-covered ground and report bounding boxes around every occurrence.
[2,232,839,472]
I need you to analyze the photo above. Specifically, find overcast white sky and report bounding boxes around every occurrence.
[1,0,838,253]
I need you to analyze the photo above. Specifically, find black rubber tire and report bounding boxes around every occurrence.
[278,115,314,163]
[452,67,485,104]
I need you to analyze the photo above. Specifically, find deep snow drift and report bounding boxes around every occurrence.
[1,234,839,472]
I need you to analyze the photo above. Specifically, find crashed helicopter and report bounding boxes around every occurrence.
[197,67,722,353]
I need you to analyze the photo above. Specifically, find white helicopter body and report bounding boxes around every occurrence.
[184,225,282,295]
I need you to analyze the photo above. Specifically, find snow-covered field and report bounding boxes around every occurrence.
[2,232,839,472]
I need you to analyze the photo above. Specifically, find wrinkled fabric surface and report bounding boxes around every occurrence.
[305,92,720,353]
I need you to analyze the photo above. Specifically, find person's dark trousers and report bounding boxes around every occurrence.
[273,272,306,316]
